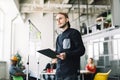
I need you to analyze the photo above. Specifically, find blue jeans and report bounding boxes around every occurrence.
[55,74,78,80]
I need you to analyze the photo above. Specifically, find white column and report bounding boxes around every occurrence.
[111,0,120,26]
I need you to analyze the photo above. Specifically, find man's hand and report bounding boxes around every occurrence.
[52,58,57,63]
[56,52,66,60]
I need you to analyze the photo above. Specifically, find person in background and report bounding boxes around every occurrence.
[80,23,87,35]
[9,56,38,80]
[85,58,96,80]
[9,56,26,80]
[55,12,85,80]
[85,58,96,73]
[43,59,57,80]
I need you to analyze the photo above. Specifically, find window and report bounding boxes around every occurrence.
[88,43,93,58]
[113,35,120,60]
[93,42,99,58]
[88,38,104,60]
[0,9,4,60]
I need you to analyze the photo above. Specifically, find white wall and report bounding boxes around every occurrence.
[1,0,55,78]
[22,13,55,78]
[13,18,29,61]
[0,12,12,79]
[0,0,30,79]
[112,0,120,26]
[28,13,54,49]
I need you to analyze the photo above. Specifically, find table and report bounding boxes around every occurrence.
[40,70,56,80]
[80,70,93,80]
[40,70,92,80]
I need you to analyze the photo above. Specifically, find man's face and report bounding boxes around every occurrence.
[56,14,68,28]
[11,60,17,65]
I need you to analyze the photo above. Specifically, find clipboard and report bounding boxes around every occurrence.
[37,48,57,58]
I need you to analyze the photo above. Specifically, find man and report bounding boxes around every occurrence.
[55,12,85,80]
[9,56,26,80]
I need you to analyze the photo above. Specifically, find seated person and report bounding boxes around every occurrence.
[43,59,57,80]
[9,56,26,80]
[9,56,38,80]
[84,58,96,80]
[85,58,96,73]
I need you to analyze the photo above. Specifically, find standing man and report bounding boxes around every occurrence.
[55,12,85,80]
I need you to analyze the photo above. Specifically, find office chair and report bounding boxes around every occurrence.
[12,76,23,80]
[94,69,111,80]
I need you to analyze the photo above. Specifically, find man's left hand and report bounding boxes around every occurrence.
[56,52,66,60]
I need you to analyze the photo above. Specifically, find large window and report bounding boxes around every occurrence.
[87,38,104,60]
[87,38,112,67]
[113,35,120,60]
[87,35,120,67]
[88,43,93,58]
[0,9,4,60]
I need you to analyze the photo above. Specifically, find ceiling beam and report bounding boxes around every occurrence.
[88,0,94,4]
[62,0,69,4]
[20,3,72,13]
[72,5,110,9]
[20,3,110,14]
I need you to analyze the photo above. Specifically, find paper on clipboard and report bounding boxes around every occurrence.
[37,48,57,58]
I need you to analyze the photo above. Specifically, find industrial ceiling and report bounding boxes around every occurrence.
[19,0,111,14]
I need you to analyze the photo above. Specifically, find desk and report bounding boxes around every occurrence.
[40,70,91,80]
[80,70,93,80]
[40,70,56,80]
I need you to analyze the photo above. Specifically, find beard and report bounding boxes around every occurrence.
[59,22,68,28]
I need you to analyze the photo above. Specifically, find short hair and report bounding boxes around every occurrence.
[57,12,71,28]
[58,12,69,18]
[89,58,94,61]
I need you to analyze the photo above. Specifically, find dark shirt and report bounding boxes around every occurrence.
[44,63,56,70]
[56,28,85,77]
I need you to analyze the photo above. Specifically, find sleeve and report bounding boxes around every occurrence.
[65,30,85,57]
[55,37,59,53]
[9,67,17,76]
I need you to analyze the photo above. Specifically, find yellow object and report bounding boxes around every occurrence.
[94,69,111,80]
[12,76,23,80]
[11,56,18,61]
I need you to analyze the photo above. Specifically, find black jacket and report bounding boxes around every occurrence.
[56,28,85,77]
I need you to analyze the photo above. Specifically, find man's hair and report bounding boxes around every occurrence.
[58,12,71,28]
